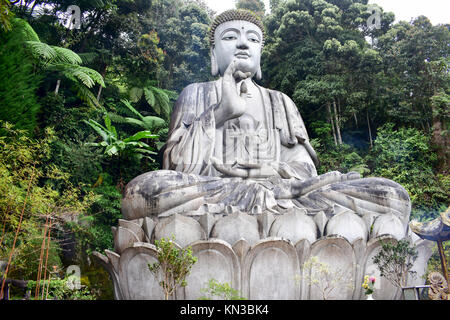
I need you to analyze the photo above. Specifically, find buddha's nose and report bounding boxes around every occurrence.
[236,34,249,49]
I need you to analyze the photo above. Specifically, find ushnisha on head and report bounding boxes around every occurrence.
[209,9,265,80]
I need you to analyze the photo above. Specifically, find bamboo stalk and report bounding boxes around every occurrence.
[0,203,11,246]
[0,164,36,299]
[41,219,52,300]
[35,216,49,299]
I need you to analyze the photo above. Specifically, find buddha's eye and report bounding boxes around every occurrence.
[222,34,237,41]
[248,37,260,43]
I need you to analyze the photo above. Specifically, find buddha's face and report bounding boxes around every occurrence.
[213,20,263,78]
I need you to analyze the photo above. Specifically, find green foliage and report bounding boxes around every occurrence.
[372,238,419,289]
[26,277,95,300]
[370,123,448,218]
[76,174,122,253]
[84,113,158,161]
[0,122,95,281]
[199,278,246,300]
[148,236,198,300]
[425,241,450,282]
[0,0,12,31]
[236,0,266,18]
[0,19,41,133]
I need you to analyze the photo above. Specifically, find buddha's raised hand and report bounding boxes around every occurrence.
[214,59,251,127]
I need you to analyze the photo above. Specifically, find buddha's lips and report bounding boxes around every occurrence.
[235,52,250,58]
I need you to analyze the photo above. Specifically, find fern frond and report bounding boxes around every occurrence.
[74,83,101,108]
[129,87,143,103]
[107,112,129,124]
[51,46,82,65]
[153,87,171,117]
[24,41,57,62]
[80,66,105,87]
[144,87,156,109]
[12,18,40,42]
[78,52,99,64]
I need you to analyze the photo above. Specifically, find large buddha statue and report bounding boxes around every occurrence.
[122,9,411,232]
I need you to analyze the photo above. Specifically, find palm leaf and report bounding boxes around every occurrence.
[123,131,159,143]
[121,99,144,120]
[142,116,166,129]
[83,119,109,142]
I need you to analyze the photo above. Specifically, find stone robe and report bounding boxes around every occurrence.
[122,79,411,228]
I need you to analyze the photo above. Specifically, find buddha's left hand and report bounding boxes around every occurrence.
[210,157,278,178]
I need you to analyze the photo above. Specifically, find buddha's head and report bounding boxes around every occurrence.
[209,9,265,80]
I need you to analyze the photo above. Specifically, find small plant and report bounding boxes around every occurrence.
[298,256,354,300]
[199,278,246,300]
[372,237,418,289]
[362,275,376,295]
[26,277,95,300]
[148,236,197,300]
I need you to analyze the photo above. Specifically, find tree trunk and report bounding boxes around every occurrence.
[327,102,337,146]
[333,99,342,145]
[96,64,108,101]
[54,79,61,95]
[431,114,449,173]
[367,109,373,148]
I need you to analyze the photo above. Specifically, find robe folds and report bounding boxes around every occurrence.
[122,80,411,226]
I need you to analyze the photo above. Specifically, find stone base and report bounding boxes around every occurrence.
[93,208,433,300]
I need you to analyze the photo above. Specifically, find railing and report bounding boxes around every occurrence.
[401,285,431,300]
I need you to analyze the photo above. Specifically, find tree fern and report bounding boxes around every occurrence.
[74,83,101,109]
[51,46,83,65]
[143,87,156,109]
[11,18,39,42]
[24,41,58,62]
[16,18,105,108]
[129,87,144,103]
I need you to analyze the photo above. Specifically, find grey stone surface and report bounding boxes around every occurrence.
[93,230,432,300]
[325,210,368,243]
[371,213,405,240]
[269,208,317,244]
[154,214,205,248]
[242,238,300,300]
[210,211,260,246]
[184,239,240,300]
[94,10,432,300]
[306,236,355,300]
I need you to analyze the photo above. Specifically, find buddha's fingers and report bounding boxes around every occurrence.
[211,156,248,178]
[275,171,361,199]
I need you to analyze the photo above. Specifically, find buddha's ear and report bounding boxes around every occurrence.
[256,65,262,80]
[211,48,219,77]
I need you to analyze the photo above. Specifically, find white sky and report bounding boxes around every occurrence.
[203,0,449,25]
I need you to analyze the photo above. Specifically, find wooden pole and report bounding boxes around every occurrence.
[437,240,449,286]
